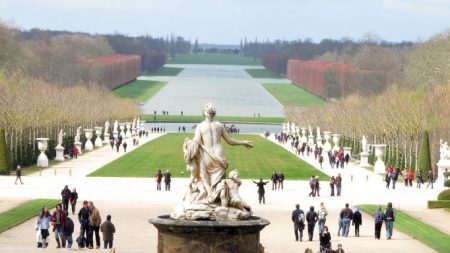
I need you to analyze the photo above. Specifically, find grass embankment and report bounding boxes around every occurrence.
[262,83,325,107]
[113,80,166,102]
[141,115,285,124]
[0,199,60,233]
[168,53,261,65]
[144,66,184,76]
[245,69,282,79]
[357,204,450,253]
[89,133,328,180]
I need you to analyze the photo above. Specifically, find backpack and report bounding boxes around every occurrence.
[298,211,305,224]
[76,235,86,248]
[375,212,383,224]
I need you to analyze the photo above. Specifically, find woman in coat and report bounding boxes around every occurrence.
[36,207,51,248]
[352,208,362,237]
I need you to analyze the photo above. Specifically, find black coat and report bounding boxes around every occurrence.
[306,210,318,224]
[352,211,362,225]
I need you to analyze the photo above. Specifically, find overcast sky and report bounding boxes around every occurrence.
[0,0,449,44]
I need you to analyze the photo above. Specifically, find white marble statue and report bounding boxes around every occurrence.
[74,126,82,143]
[104,121,110,135]
[440,139,449,160]
[362,135,368,152]
[113,120,119,133]
[171,103,253,221]
[57,129,66,147]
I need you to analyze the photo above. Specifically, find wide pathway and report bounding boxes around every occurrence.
[139,64,289,117]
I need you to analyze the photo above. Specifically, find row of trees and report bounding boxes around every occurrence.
[286,83,450,176]
[0,72,139,173]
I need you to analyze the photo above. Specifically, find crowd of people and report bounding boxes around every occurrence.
[385,166,437,190]
[35,185,116,249]
[292,202,396,252]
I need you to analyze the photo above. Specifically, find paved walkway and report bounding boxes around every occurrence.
[0,132,448,252]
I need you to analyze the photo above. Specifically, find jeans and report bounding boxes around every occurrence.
[104,240,113,249]
[294,223,303,241]
[386,220,394,238]
[337,219,343,236]
[65,235,73,248]
[336,186,341,196]
[342,218,351,237]
[318,219,326,235]
[258,192,265,204]
[157,182,161,191]
[80,224,89,245]
[62,199,69,211]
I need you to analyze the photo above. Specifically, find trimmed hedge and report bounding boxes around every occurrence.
[428,200,450,209]
[0,129,8,174]
[445,180,450,187]
[437,189,450,201]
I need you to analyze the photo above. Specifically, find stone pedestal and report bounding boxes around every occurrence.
[55,146,65,161]
[126,123,132,138]
[300,127,307,144]
[119,125,126,139]
[103,133,110,144]
[436,160,450,186]
[332,133,341,152]
[113,131,118,139]
[84,129,94,151]
[149,215,270,253]
[94,127,103,148]
[36,138,49,167]
[373,144,387,173]
[360,152,370,168]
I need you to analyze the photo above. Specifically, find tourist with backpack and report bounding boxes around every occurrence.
[317,202,328,235]
[384,202,396,239]
[77,201,90,248]
[374,206,383,240]
[292,204,305,241]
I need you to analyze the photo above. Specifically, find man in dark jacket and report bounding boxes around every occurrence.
[100,215,116,249]
[339,203,353,237]
[64,214,74,248]
[335,174,342,196]
[164,170,172,191]
[51,204,67,248]
[384,202,396,239]
[306,206,318,241]
[61,185,71,212]
[77,201,90,247]
[252,179,270,204]
[271,172,278,190]
[291,204,305,241]
[352,208,362,237]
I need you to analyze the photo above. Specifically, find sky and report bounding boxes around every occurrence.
[0,0,449,44]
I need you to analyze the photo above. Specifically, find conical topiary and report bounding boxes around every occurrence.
[0,129,9,174]
[418,130,432,180]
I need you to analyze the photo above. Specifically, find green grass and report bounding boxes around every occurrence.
[245,69,282,79]
[168,53,261,65]
[0,199,60,233]
[144,66,184,76]
[89,133,328,180]
[357,204,450,253]
[141,115,285,124]
[262,83,325,107]
[113,80,166,102]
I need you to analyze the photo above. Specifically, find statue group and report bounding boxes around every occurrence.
[171,103,253,221]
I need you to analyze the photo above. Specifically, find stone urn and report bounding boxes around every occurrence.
[332,133,341,152]
[84,129,94,151]
[36,138,50,167]
[373,144,387,173]
[94,127,103,148]
[322,131,332,153]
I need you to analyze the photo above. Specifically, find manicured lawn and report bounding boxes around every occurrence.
[357,204,450,253]
[245,69,282,79]
[113,80,166,102]
[141,115,285,124]
[89,133,328,180]
[168,53,261,65]
[144,66,184,76]
[0,199,60,233]
[262,83,325,107]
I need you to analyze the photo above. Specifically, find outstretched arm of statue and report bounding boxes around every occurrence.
[221,126,253,148]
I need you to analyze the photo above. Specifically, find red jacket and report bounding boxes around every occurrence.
[51,210,67,232]
[408,169,414,180]
[73,146,79,155]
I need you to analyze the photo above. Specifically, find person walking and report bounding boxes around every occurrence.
[317,202,328,235]
[36,207,51,248]
[164,169,171,191]
[271,171,278,190]
[374,206,383,240]
[384,202,396,240]
[306,206,318,241]
[314,176,320,197]
[252,179,270,204]
[340,203,353,237]
[319,226,331,252]
[72,146,79,159]
[416,169,423,188]
[100,215,116,249]
[279,172,285,190]
[155,170,163,191]
[70,188,78,215]
[352,208,362,237]
[426,170,434,189]
[51,204,67,248]
[87,201,101,249]
[61,185,71,212]
[329,176,335,196]
[308,176,315,197]
[15,165,23,185]
[319,155,324,169]
[122,141,128,152]
[77,201,90,248]
[408,168,414,187]
[64,214,74,248]
[335,173,342,196]
[292,204,305,241]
